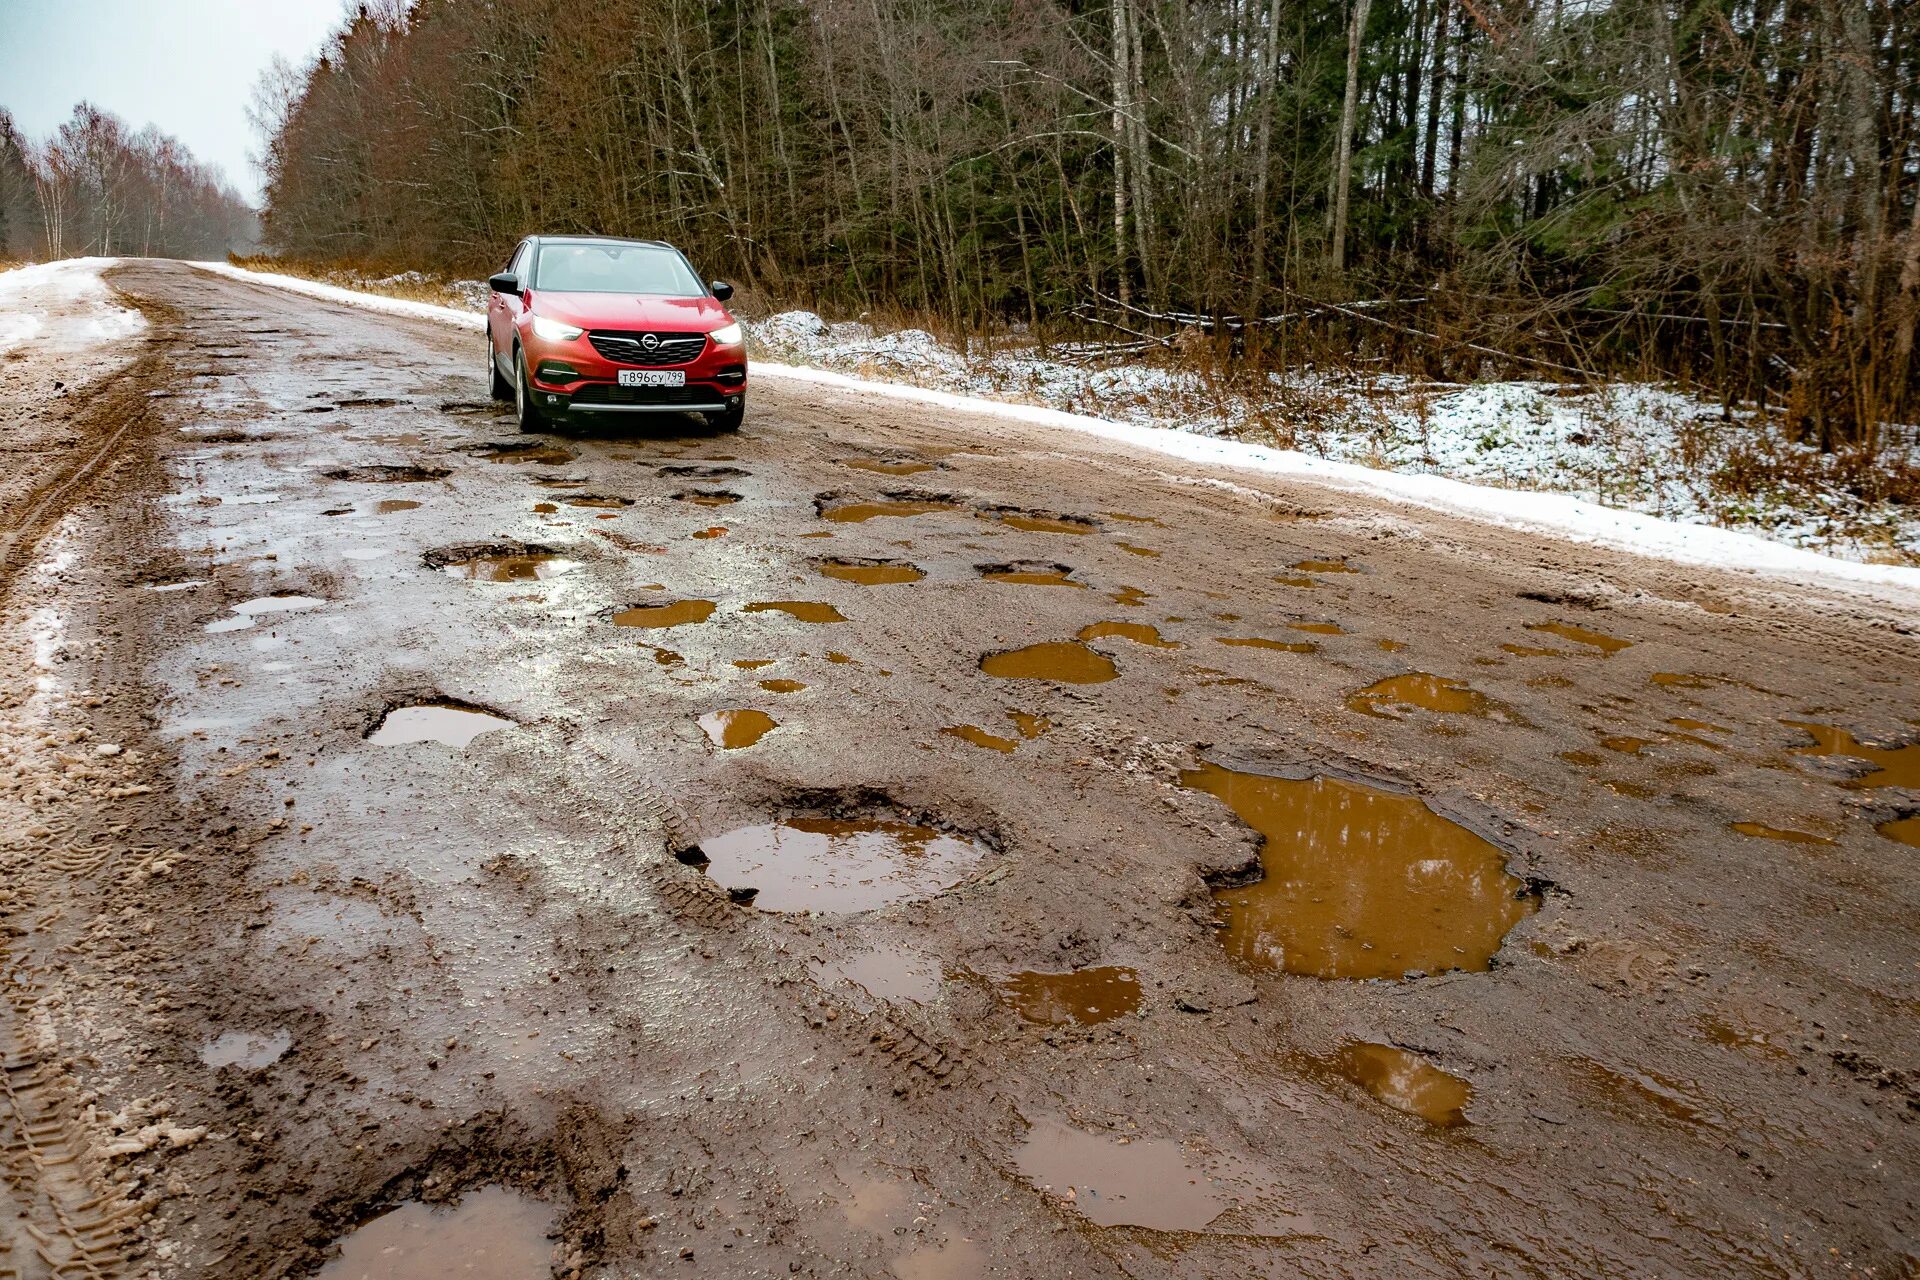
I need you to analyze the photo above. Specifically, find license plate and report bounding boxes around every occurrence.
[618,369,685,388]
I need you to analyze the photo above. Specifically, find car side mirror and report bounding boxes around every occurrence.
[710,281,734,302]
[489,272,521,296]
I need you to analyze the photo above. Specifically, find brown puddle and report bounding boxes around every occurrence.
[821,497,962,523]
[1346,673,1502,719]
[1289,621,1345,636]
[366,702,514,748]
[700,709,778,749]
[476,442,575,465]
[1325,1043,1472,1127]
[1104,511,1167,527]
[438,552,577,582]
[842,457,934,476]
[1077,621,1179,649]
[819,559,924,585]
[1182,762,1536,979]
[1785,721,1920,790]
[944,725,1017,753]
[690,818,987,912]
[612,599,716,629]
[675,489,741,507]
[1111,585,1150,606]
[1292,558,1357,573]
[1729,821,1835,846]
[744,600,848,623]
[1600,735,1655,755]
[734,659,776,670]
[1216,636,1316,654]
[987,509,1094,535]
[980,562,1082,588]
[759,678,807,693]
[980,642,1117,684]
[691,526,727,539]
[1527,621,1632,654]
[1273,575,1320,588]
[999,966,1141,1026]
[1501,643,1561,657]
[1875,816,1920,848]
[1115,541,1161,557]
[375,499,420,514]
[561,494,632,509]
[315,1186,554,1280]
[532,501,558,514]
[1009,711,1051,739]
[1013,1117,1226,1231]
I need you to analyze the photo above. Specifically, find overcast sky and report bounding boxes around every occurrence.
[0,0,347,205]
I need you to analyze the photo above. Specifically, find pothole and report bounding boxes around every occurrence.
[1321,1043,1472,1127]
[1785,721,1920,789]
[659,463,748,479]
[424,543,577,582]
[335,396,401,409]
[1182,761,1538,980]
[1729,821,1835,845]
[842,457,936,475]
[322,465,451,483]
[980,506,1096,535]
[199,1028,292,1070]
[613,599,717,629]
[1527,621,1631,653]
[376,499,421,515]
[683,813,989,912]
[557,494,632,509]
[980,641,1117,683]
[743,600,847,623]
[979,561,1083,588]
[462,440,576,465]
[674,489,742,507]
[1876,816,1920,848]
[367,700,515,748]
[204,594,326,633]
[1013,1117,1229,1231]
[438,400,502,415]
[1291,557,1359,573]
[819,558,924,585]
[1114,541,1161,557]
[811,948,942,1002]
[1077,621,1178,649]
[1346,673,1512,720]
[700,709,778,750]
[943,725,1018,753]
[1289,621,1345,636]
[999,966,1141,1027]
[315,1186,556,1280]
[1215,636,1316,654]
[760,679,807,693]
[816,491,963,523]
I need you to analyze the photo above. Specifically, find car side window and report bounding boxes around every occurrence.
[508,242,530,279]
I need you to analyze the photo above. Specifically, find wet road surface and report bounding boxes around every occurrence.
[2,259,1917,1278]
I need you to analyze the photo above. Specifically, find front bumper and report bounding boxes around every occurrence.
[524,330,747,416]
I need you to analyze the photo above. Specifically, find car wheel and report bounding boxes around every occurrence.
[514,348,545,432]
[488,334,511,401]
[704,400,744,433]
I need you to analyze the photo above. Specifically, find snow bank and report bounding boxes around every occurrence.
[192,263,1920,602]
[0,258,144,353]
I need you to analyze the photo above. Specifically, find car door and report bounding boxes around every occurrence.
[489,241,530,370]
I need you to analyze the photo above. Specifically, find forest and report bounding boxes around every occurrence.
[249,0,1912,443]
[0,104,255,264]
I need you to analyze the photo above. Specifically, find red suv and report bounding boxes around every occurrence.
[487,235,747,432]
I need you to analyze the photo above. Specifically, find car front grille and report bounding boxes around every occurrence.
[571,383,717,407]
[587,330,708,366]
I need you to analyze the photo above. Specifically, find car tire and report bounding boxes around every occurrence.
[488,334,512,401]
[513,347,545,432]
[704,400,744,433]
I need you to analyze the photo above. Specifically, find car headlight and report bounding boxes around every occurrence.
[531,315,584,342]
[709,321,744,346]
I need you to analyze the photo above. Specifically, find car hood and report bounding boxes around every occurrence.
[532,291,732,332]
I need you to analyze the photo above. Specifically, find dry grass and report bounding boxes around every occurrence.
[225,254,481,310]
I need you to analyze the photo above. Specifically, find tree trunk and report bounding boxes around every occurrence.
[1331,0,1372,272]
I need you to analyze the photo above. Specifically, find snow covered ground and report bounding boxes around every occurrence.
[0,258,145,356]
[187,262,1920,600]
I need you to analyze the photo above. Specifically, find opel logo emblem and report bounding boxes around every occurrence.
[640,333,660,351]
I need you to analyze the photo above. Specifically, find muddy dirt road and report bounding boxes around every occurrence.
[3,258,1917,1278]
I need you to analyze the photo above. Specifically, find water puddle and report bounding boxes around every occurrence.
[376,499,421,515]
[981,642,1117,684]
[692,526,727,539]
[1182,762,1536,979]
[204,594,326,633]
[820,558,925,585]
[1215,636,1315,654]
[811,948,942,1002]
[1876,816,1920,848]
[999,966,1141,1026]
[1115,541,1160,558]
[735,659,776,670]
[700,709,778,749]
[1292,558,1357,573]
[1785,721,1920,789]
[1010,711,1051,739]
[1013,1118,1226,1231]
[200,1028,292,1070]
[1729,821,1834,845]
[1077,621,1179,649]
[368,702,514,748]
[1600,735,1654,755]
[1500,643,1561,657]
[1289,621,1345,636]
[559,494,632,509]
[980,561,1082,587]
[467,440,575,465]
[430,544,577,582]
[1104,511,1167,527]
[1527,621,1631,654]
[1324,1043,1472,1127]
[1110,585,1150,606]
[315,1186,554,1280]
[986,509,1094,535]
[820,493,963,523]
[613,599,717,629]
[675,489,741,507]
[1578,1061,1713,1127]
[745,600,848,623]
[1346,673,1504,720]
[843,457,934,476]
[322,465,450,483]
[688,818,987,912]
[943,725,1017,753]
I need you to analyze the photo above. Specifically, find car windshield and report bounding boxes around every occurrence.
[533,243,705,296]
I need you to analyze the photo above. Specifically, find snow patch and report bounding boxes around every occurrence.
[0,257,144,352]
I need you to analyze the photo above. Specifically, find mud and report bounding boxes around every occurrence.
[998,966,1142,1026]
[315,1186,555,1279]
[1322,1043,1473,1128]
[690,817,988,911]
[6,261,1916,1280]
